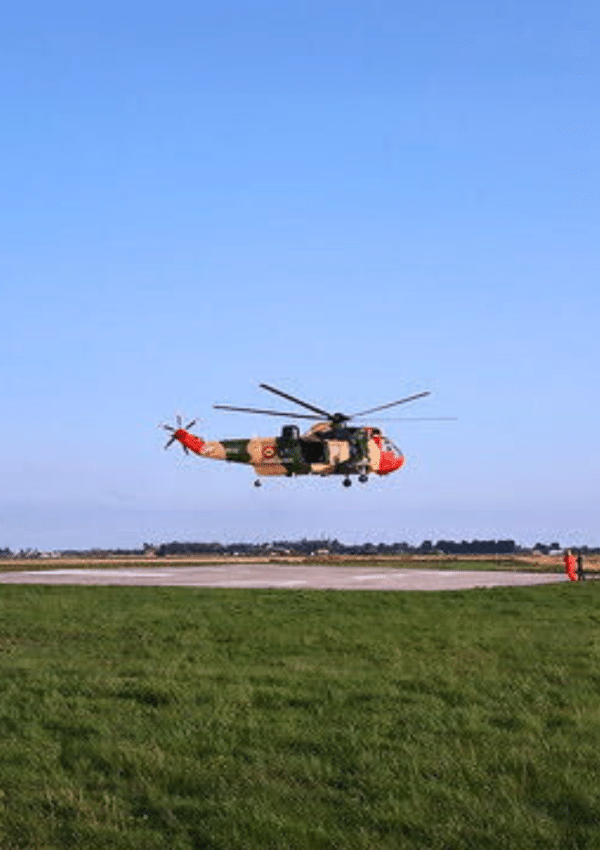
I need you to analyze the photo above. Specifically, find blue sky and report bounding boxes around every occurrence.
[1,0,598,549]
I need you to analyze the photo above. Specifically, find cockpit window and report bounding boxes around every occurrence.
[382,438,401,455]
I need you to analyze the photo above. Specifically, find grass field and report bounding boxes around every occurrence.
[1,582,600,848]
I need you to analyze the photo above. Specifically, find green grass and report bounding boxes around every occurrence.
[1,584,600,849]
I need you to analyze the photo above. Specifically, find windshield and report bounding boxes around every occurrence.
[382,437,401,456]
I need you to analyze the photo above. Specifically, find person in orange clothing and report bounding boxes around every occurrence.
[563,549,577,582]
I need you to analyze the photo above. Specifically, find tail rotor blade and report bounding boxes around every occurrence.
[160,415,198,453]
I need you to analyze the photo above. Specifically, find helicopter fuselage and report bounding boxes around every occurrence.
[171,422,404,480]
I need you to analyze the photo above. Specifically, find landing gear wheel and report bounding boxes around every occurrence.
[343,477,352,487]
[253,479,262,488]
[358,474,368,483]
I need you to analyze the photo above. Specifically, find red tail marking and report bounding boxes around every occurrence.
[176,430,205,455]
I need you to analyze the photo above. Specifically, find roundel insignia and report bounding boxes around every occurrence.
[262,445,277,460]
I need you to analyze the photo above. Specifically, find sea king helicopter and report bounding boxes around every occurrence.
[162,383,450,487]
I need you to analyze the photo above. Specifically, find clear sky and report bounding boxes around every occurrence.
[1,0,598,550]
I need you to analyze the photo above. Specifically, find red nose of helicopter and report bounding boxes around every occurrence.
[378,452,405,474]
[375,436,405,475]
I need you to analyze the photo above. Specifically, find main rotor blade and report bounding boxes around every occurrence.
[259,383,332,418]
[355,416,456,422]
[352,391,431,418]
[213,404,322,420]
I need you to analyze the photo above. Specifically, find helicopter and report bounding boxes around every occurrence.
[162,383,452,487]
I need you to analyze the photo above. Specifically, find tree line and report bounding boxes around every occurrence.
[3,539,599,559]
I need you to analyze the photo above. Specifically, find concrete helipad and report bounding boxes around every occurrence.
[0,564,565,591]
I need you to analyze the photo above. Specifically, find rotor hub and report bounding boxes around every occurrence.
[331,412,349,425]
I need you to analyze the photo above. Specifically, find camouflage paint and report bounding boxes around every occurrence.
[170,424,404,479]
[223,439,252,464]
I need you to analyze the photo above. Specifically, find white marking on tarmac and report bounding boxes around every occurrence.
[20,569,174,578]
[353,573,395,581]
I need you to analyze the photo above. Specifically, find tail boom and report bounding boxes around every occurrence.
[173,429,206,455]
